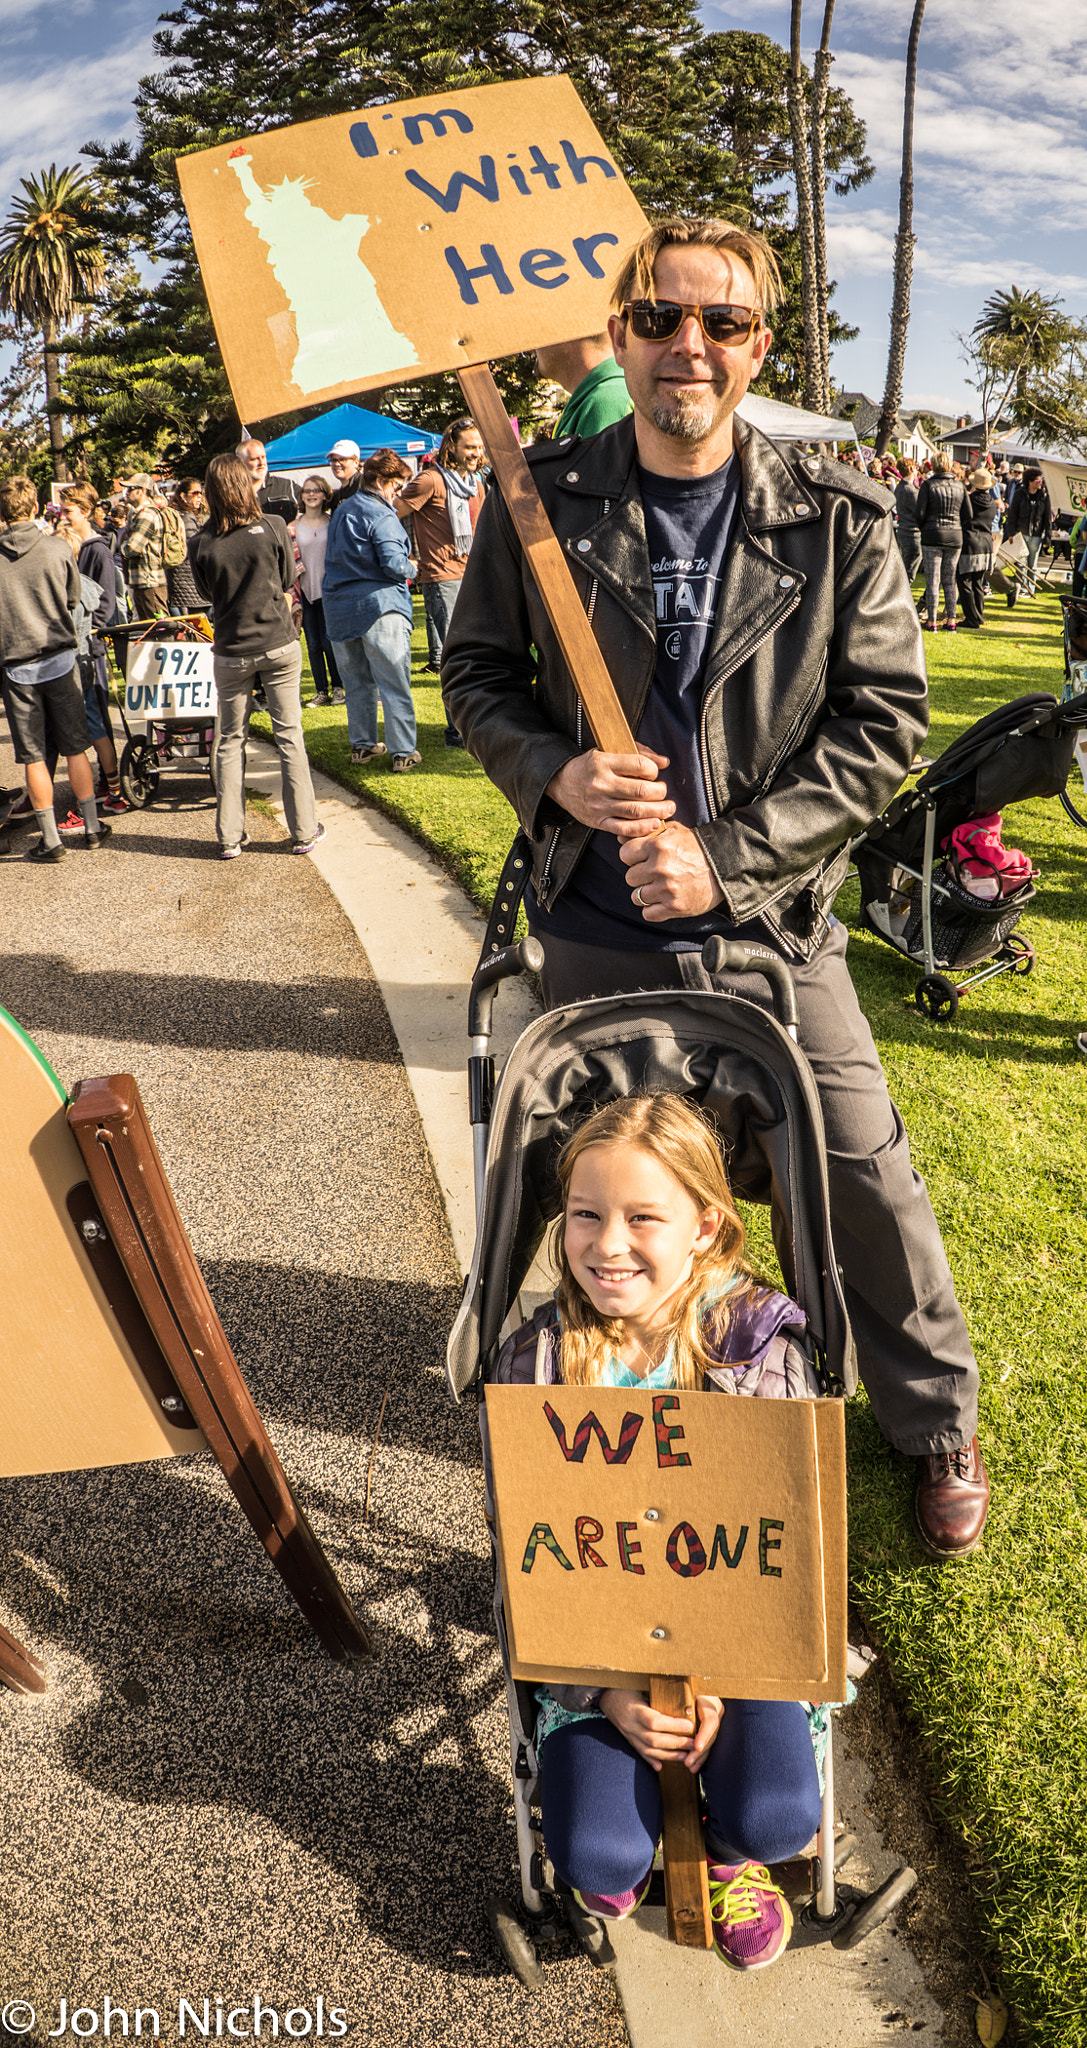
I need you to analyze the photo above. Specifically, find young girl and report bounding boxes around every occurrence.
[291,474,343,706]
[491,1093,825,1973]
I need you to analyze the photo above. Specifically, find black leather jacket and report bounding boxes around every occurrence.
[915,474,968,549]
[442,416,928,960]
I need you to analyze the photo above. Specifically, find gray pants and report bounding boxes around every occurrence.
[533,920,978,1457]
[896,527,921,581]
[214,640,318,849]
[921,544,961,623]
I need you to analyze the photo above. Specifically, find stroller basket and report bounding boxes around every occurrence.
[898,865,1034,971]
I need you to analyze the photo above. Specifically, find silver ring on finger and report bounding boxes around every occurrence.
[633,885,645,907]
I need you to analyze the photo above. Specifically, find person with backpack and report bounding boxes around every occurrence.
[121,475,169,620]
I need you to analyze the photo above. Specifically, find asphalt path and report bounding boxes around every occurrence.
[0,753,627,2048]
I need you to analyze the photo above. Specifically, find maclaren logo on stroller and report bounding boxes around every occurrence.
[486,1387,846,1700]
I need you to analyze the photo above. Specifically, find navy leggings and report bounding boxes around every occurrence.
[540,1699,821,1897]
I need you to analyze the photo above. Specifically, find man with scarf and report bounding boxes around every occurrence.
[395,417,485,747]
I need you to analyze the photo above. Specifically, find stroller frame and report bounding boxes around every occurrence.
[450,847,917,1983]
[107,617,219,810]
[853,688,1087,1021]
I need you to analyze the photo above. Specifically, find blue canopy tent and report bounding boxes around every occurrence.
[262,403,441,474]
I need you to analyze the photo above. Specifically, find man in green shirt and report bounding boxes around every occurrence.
[535,334,633,440]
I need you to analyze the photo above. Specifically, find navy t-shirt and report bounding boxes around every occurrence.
[530,456,740,951]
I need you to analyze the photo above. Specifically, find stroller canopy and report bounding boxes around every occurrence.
[447,990,853,1403]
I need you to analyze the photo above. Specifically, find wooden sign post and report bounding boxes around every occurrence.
[175,76,649,752]
[0,1007,371,1684]
[485,1384,847,1948]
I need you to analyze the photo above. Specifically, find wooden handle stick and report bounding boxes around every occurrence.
[458,362,638,755]
[650,1675,713,1948]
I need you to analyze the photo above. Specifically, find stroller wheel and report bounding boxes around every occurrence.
[999,934,1037,975]
[915,973,959,1021]
[485,1894,543,1991]
[119,735,161,809]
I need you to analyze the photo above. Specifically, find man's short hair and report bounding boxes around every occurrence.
[610,217,784,321]
[0,475,39,523]
[62,482,99,516]
[237,439,265,458]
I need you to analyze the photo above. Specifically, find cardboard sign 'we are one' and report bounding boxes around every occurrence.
[176,77,650,422]
[486,1387,847,1701]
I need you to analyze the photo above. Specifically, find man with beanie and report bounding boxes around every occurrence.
[0,474,110,861]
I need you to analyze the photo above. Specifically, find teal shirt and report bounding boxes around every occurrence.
[555,358,632,441]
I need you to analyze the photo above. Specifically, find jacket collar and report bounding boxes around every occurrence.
[552,413,820,531]
[551,414,813,665]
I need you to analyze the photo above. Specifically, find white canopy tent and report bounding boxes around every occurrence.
[990,432,1087,517]
[736,391,859,447]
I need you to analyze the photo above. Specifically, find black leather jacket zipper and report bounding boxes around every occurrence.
[699,594,802,810]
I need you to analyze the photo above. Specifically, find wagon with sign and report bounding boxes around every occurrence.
[112,620,219,808]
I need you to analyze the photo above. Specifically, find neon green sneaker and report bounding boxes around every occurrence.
[708,1861,792,1970]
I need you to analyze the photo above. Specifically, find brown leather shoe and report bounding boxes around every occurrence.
[912,1435,989,1559]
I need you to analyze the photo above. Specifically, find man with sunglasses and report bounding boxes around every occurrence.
[443,217,989,1564]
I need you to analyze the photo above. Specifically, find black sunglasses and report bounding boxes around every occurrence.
[623,299,761,347]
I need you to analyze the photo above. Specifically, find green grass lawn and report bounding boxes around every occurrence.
[260,588,1087,2042]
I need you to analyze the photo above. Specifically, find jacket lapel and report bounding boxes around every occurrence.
[549,414,815,676]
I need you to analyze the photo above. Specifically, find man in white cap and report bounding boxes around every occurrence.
[328,440,363,511]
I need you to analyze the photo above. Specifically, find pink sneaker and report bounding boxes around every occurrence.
[708,1861,792,1971]
[572,1864,653,1921]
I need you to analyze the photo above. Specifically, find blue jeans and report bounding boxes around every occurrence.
[332,612,416,757]
[1023,532,1044,591]
[423,579,463,733]
[540,1700,821,1897]
[300,592,341,696]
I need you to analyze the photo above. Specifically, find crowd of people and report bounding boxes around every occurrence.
[835,445,1061,632]
[0,412,513,859]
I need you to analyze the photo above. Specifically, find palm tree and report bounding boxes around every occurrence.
[875,0,926,457]
[808,0,836,415]
[0,165,107,481]
[786,1,823,411]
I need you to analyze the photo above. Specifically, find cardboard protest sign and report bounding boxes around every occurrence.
[126,638,217,720]
[176,78,649,422]
[486,1387,847,1702]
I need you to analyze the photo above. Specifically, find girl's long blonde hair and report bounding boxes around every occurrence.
[553,1095,760,1390]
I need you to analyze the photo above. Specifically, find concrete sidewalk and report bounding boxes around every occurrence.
[0,739,944,2045]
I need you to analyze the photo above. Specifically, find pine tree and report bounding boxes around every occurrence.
[693,30,870,405]
[75,0,871,456]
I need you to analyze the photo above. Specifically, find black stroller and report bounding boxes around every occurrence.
[853,690,1087,1020]
[447,857,917,1986]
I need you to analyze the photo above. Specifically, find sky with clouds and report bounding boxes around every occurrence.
[1,0,1085,419]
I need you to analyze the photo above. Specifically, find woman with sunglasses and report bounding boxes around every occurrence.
[292,474,344,706]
